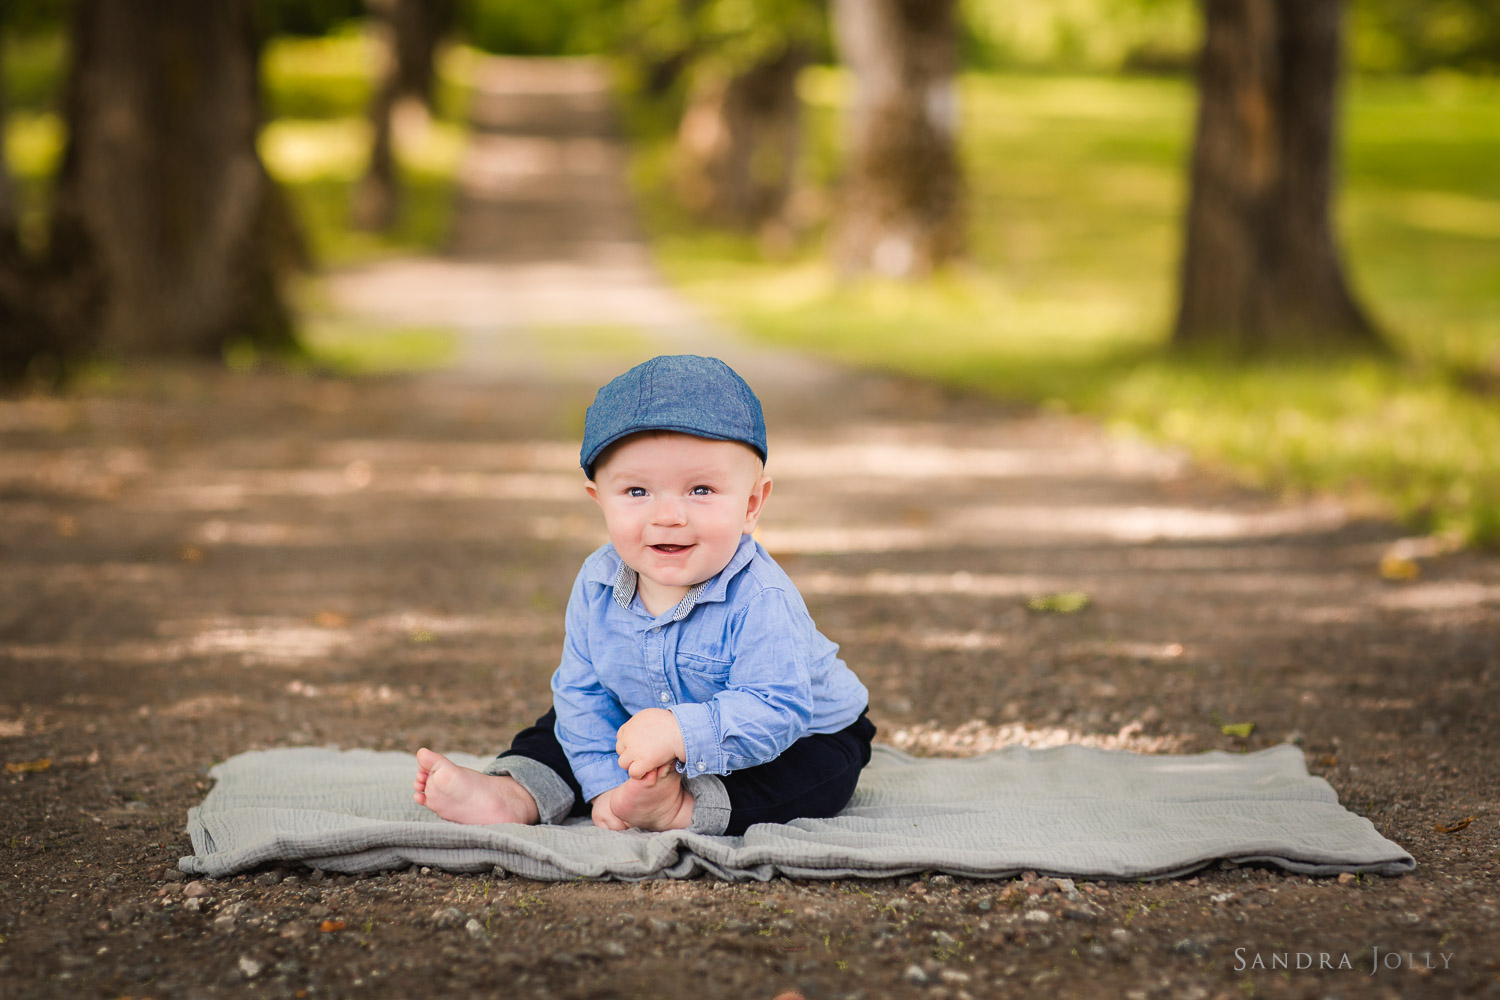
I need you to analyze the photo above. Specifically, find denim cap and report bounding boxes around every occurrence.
[580,355,767,478]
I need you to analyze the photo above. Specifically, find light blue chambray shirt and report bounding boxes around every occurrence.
[550,534,869,804]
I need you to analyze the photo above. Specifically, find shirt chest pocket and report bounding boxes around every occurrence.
[675,645,732,698]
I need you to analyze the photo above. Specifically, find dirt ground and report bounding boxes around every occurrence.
[4,57,1500,1000]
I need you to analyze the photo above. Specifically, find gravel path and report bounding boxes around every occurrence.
[2,55,1497,1000]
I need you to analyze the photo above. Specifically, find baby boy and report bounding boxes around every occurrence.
[413,355,873,835]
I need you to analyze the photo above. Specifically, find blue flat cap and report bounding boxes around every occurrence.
[580,355,767,478]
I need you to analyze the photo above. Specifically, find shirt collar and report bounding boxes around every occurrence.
[695,533,759,606]
[592,534,759,621]
[609,561,706,622]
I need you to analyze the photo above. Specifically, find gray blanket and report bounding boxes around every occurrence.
[179,743,1413,881]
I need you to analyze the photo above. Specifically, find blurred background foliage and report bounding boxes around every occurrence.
[248,0,1500,73]
[5,0,1498,95]
[2,0,1498,542]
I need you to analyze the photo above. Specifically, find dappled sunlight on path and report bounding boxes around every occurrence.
[322,57,725,375]
[319,57,845,404]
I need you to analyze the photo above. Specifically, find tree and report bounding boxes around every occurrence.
[1174,0,1382,352]
[621,0,822,239]
[675,41,808,238]
[828,0,964,277]
[352,0,454,231]
[0,0,297,378]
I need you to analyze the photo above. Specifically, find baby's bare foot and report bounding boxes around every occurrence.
[412,748,540,825]
[610,769,695,831]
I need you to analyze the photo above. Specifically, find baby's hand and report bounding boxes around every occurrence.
[615,708,686,779]
[639,762,674,786]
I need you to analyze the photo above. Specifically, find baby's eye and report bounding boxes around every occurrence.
[626,487,648,498]
[689,485,714,496]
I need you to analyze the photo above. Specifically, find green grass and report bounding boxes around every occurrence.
[258,30,477,268]
[1,31,64,113]
[261,24,378,120]
[293,318,460,374]
[633,68,1500,545]
[1,109,62,253]
[259,114,467,265]
[259,31,475,373]
[958,0,1199,72]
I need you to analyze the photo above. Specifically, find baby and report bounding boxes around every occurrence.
[413,354,873,835]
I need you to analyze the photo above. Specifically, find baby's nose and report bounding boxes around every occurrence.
[651,497,687,524]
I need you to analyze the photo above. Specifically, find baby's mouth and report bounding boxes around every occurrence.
[649,543,692,554]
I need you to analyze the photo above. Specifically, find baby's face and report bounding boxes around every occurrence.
[586,432,771,606]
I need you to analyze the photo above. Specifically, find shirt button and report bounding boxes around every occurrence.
[697,761,706,771]
[659,693,670,703]
[652,626,661,633]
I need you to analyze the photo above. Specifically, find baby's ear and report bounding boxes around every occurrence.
[743,475,772,532]
[584,481,601,505]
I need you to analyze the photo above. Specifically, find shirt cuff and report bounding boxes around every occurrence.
[571,754,630,805]
[483,755,575,825]
[669,701,721,778]
[685,773,730,835]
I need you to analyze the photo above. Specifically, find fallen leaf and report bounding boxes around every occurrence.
[1387,534,1458,561]
[313,610,350,628]
[179,545,204,563]
[5,758,52,774]
[901,506,932,526]
[1379,553,1420,581]
[1435,817,1474,834]
[1317,755,1339,767]
[1220,723,1255,739]
[319,919,346,933]
[1026,591,1090,613]
[61,749,102,767]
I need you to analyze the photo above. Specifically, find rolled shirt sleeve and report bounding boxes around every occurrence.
[550,568,632,804]
[670,588,813,777]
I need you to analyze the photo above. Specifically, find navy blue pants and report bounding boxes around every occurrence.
[498,707,875,836]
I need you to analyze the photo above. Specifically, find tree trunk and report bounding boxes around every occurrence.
[46,0,295,358]
[1174,0,1381,352]
[829,0,964,277]
[675,45,807,240]
[353,0,452,231]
